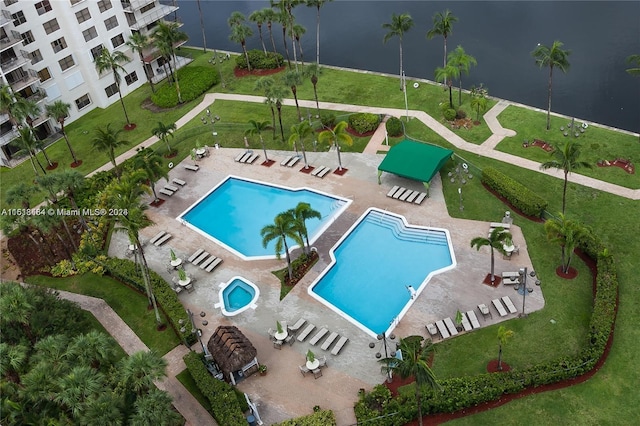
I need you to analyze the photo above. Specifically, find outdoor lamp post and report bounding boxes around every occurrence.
[514,267,541,318]
[448,161,473,211]
[182,309,213,360]
[202,109,220,145]
[369,332,396,382]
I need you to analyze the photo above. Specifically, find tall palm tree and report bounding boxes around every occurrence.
[126,32,156,93]
[68,330,116,371]
[229,21,254,72]
[5,182,36,209]
[261,211,302,281]
[470,90,489,122]
[470,227,512,283]
[448,45,477,107]
[318,120,353,171]
[13,127,46,176]
[245,119,273,161]
[262,7,280,64]
[289,23,306,65]
[382,13,414,91]
[94,48,133,126]
[55,169,89,231]
[272,8,291,68]
[544,213,585,274]
[379,335,439,426]
[435,63,460,109]
[0,84,17,125]
[153,20,188,103]
[306,0,333,64]
[130,388,182,425]
[54,365,104,419]
[91,123,129,179]
[288,120,312,168]
[249,9,268,54]
[152,121,177,154]
[427,10,458,86]
[270,84,290,142]
[46,100,79,166]
[131,147,168,203]
[288,202,321,254]
[532,40,571,130]
[497,326,514,371]
[196,0,207,52]
[12,97,55,168]
[539,139,591,214]
[255,77,277,139]
[35,173,59,203]
[626,54,640,76]
[304,62,323,115]
[283,69,303,120]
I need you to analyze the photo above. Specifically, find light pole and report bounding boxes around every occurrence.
[402,71,409,122]
[369,332,396,382]
[514,267,540,318]
[448,161,473,211]
[202,109,220,146]
[180,309,213,360]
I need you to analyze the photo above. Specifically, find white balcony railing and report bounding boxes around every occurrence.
[129,4,178,31]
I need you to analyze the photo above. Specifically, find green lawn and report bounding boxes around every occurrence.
[27,273,181,355]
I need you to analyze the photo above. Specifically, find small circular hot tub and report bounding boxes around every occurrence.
[215,276,259,316]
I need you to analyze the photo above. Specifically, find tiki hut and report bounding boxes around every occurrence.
[207,325,259,384]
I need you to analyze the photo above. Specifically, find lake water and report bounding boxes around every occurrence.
[172,1,640,133]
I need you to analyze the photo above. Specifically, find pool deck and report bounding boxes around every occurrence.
[108,148,545,425]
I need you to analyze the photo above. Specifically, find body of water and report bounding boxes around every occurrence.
[173,1,640,133]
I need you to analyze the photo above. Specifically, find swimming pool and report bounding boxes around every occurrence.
[309,208,456,337]
[215,277,260,317]
[178,176,350,259]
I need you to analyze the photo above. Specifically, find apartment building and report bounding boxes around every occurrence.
[0,0,188,166]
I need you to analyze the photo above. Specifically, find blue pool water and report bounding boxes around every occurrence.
[223,279,256,313]
[179,176,349,259]
[309,209,456,336]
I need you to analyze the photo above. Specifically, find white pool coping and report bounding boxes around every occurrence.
[214,276,260,317]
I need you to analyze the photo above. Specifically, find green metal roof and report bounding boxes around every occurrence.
[378,140,454,183]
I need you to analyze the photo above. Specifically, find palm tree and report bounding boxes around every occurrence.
[91,123,129,179]
[245,119,273,161]
[497,326,514,371]
[427,10,458,86]
[196,0,207,52]
[448,45,477,106]
[532,40,571,130]
[626,54,640,76]
[255,77,277,138]
[382,13,414,91]
[55,169,89,231]
[379,335,439,426]
[35,173,59,203]
[130,388,182,425]
[0,84,17,124]
[470,89,489,122]
[45,100,79,166]
[13,127,46,176]
[270,84,290,142]
[290,23,306,65]
[288,121,312,168]
[249,9,268,54]
[94,48,133,127]
[288,202,321,254]
[318,120,353,171]
[153,20,188,103]
[470,227,512,283]
[0,281,35,344]
[283,69,303,121]
[544,213,585,274]
[0,342,28,383]
[5,182,36,209]
[304,62,323,115]
[118,350,167,415]
[152,121,177,154]
[228,12,253,71]
[68,330,117,371]
[54,366,104,419]
[131,147,168,203]
[12,97,55,168]
[273,8,291,68]
[261,7,280,63]
[306,0,333,64]
[539,139,591,214]
[261,211,302,281]
[126,31,156,93]
[435,64,460,109]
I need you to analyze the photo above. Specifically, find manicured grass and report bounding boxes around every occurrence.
[176,369,212,412]
[27,273,181,355]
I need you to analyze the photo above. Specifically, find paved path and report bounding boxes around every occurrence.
[53,290,217,426]
[89,93,639,200]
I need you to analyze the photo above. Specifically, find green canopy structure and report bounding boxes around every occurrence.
[377,140,454,193]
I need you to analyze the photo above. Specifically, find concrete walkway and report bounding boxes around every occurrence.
[90,92,639,200]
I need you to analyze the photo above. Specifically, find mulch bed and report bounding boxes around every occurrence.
[283,251,319,287]
[333,168,348,176]
[46,162,58,171]
[70,160,83,168]
[150,199,165,208]
[486,360,511,373]
[482,273,502,287]
[233,66,286,78]
[262,159,276,167]
[124,123,137,131]
[346,126,377,138]
[164,151,178,159]
[522,139,554,152]
[299,166,315,174]
[556,266,578,279]
[596,159,635,174]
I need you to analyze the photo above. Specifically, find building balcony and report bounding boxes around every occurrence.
[0,127,18,146]
[121,0,155,13]
[129,4,179,31]
[151,55,192,84]
[1,50,30,74]
[1,10,12,28]
[8,70,41,93]
[141,39,187,63]
[0,30,23,53]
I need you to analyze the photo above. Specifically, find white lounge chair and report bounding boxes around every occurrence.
[461,313,473,331]
[199,256,215,269]
[149,231,166,245]
[234,152,246,162]
[245,153,260,164]
[164,184,179,192]
[309,328,328,346]
[287,156,301,167]
[490,222,511,230]
[288,318,306,332]
[297,324,316,341]
[501,296,518,314]
[205,257,223,272]
[321,332,338,350]
[444,317,459,336]
[280,156,292,166]
[399,190,413,201]
[386,185,400,197]
[316,167,331,178]
[392,188,406,199]
[154,233,172,246]
[435,320,450,339]
[311,166,323,176]
[405,191,419,203]
[173,178,186,186]
[331,336,349,355]
[188,249,204,263]
[184,164,199,171]
[159,188,174,197]
[466,310,481,329]
[192,251,210,266]
[414,192,428,205]
[492,299,508,317]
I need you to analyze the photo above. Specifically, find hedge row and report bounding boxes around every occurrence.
[355,225,618,423]
[385,116,403,137]
[183,351,246,425]
[348,113,380,134]
[481,166,548,218]
[151,66,220,108]
[235,49,284,70]
[273,410,337,426]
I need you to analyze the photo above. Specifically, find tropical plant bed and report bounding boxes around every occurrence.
[556,265,578,279]
[482,273,502,287]
[486,359,511,373]
[233,66,285,77]
[346,126,377,137]
[283,250,318,287]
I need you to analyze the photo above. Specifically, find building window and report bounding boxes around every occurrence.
[43,18,60,35]
[75,94,91,110]
[11,11,26,26]
[51,37,67,53]
[98,0,112,13]
[111,33,125,48]
[70,0,83,5]
[31,49,44,64]
[90,45,104,61]
[21,31,35,45]
[37,67,52,82]
[35,1,52,15]
[59,55,75,71]
[105,83,118,97]
[124,71,138,86]
[75,8,91,24]
[5,0,18,6]
[140,3,155,14]
[82,26,97,42]
[104,16,118,31]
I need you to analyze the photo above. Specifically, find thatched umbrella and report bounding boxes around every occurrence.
[207,326,258,384]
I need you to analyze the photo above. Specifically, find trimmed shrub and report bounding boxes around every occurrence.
[443,108,457,121]
[151,66,220,108]
[481,167,548,218]
[348,112,380,134]
[385,116,403,137]
[274,410,337,426]
[456,109,467,119]
[183,352,246,425]
[235,49,284,70]
[320,112,336,129]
